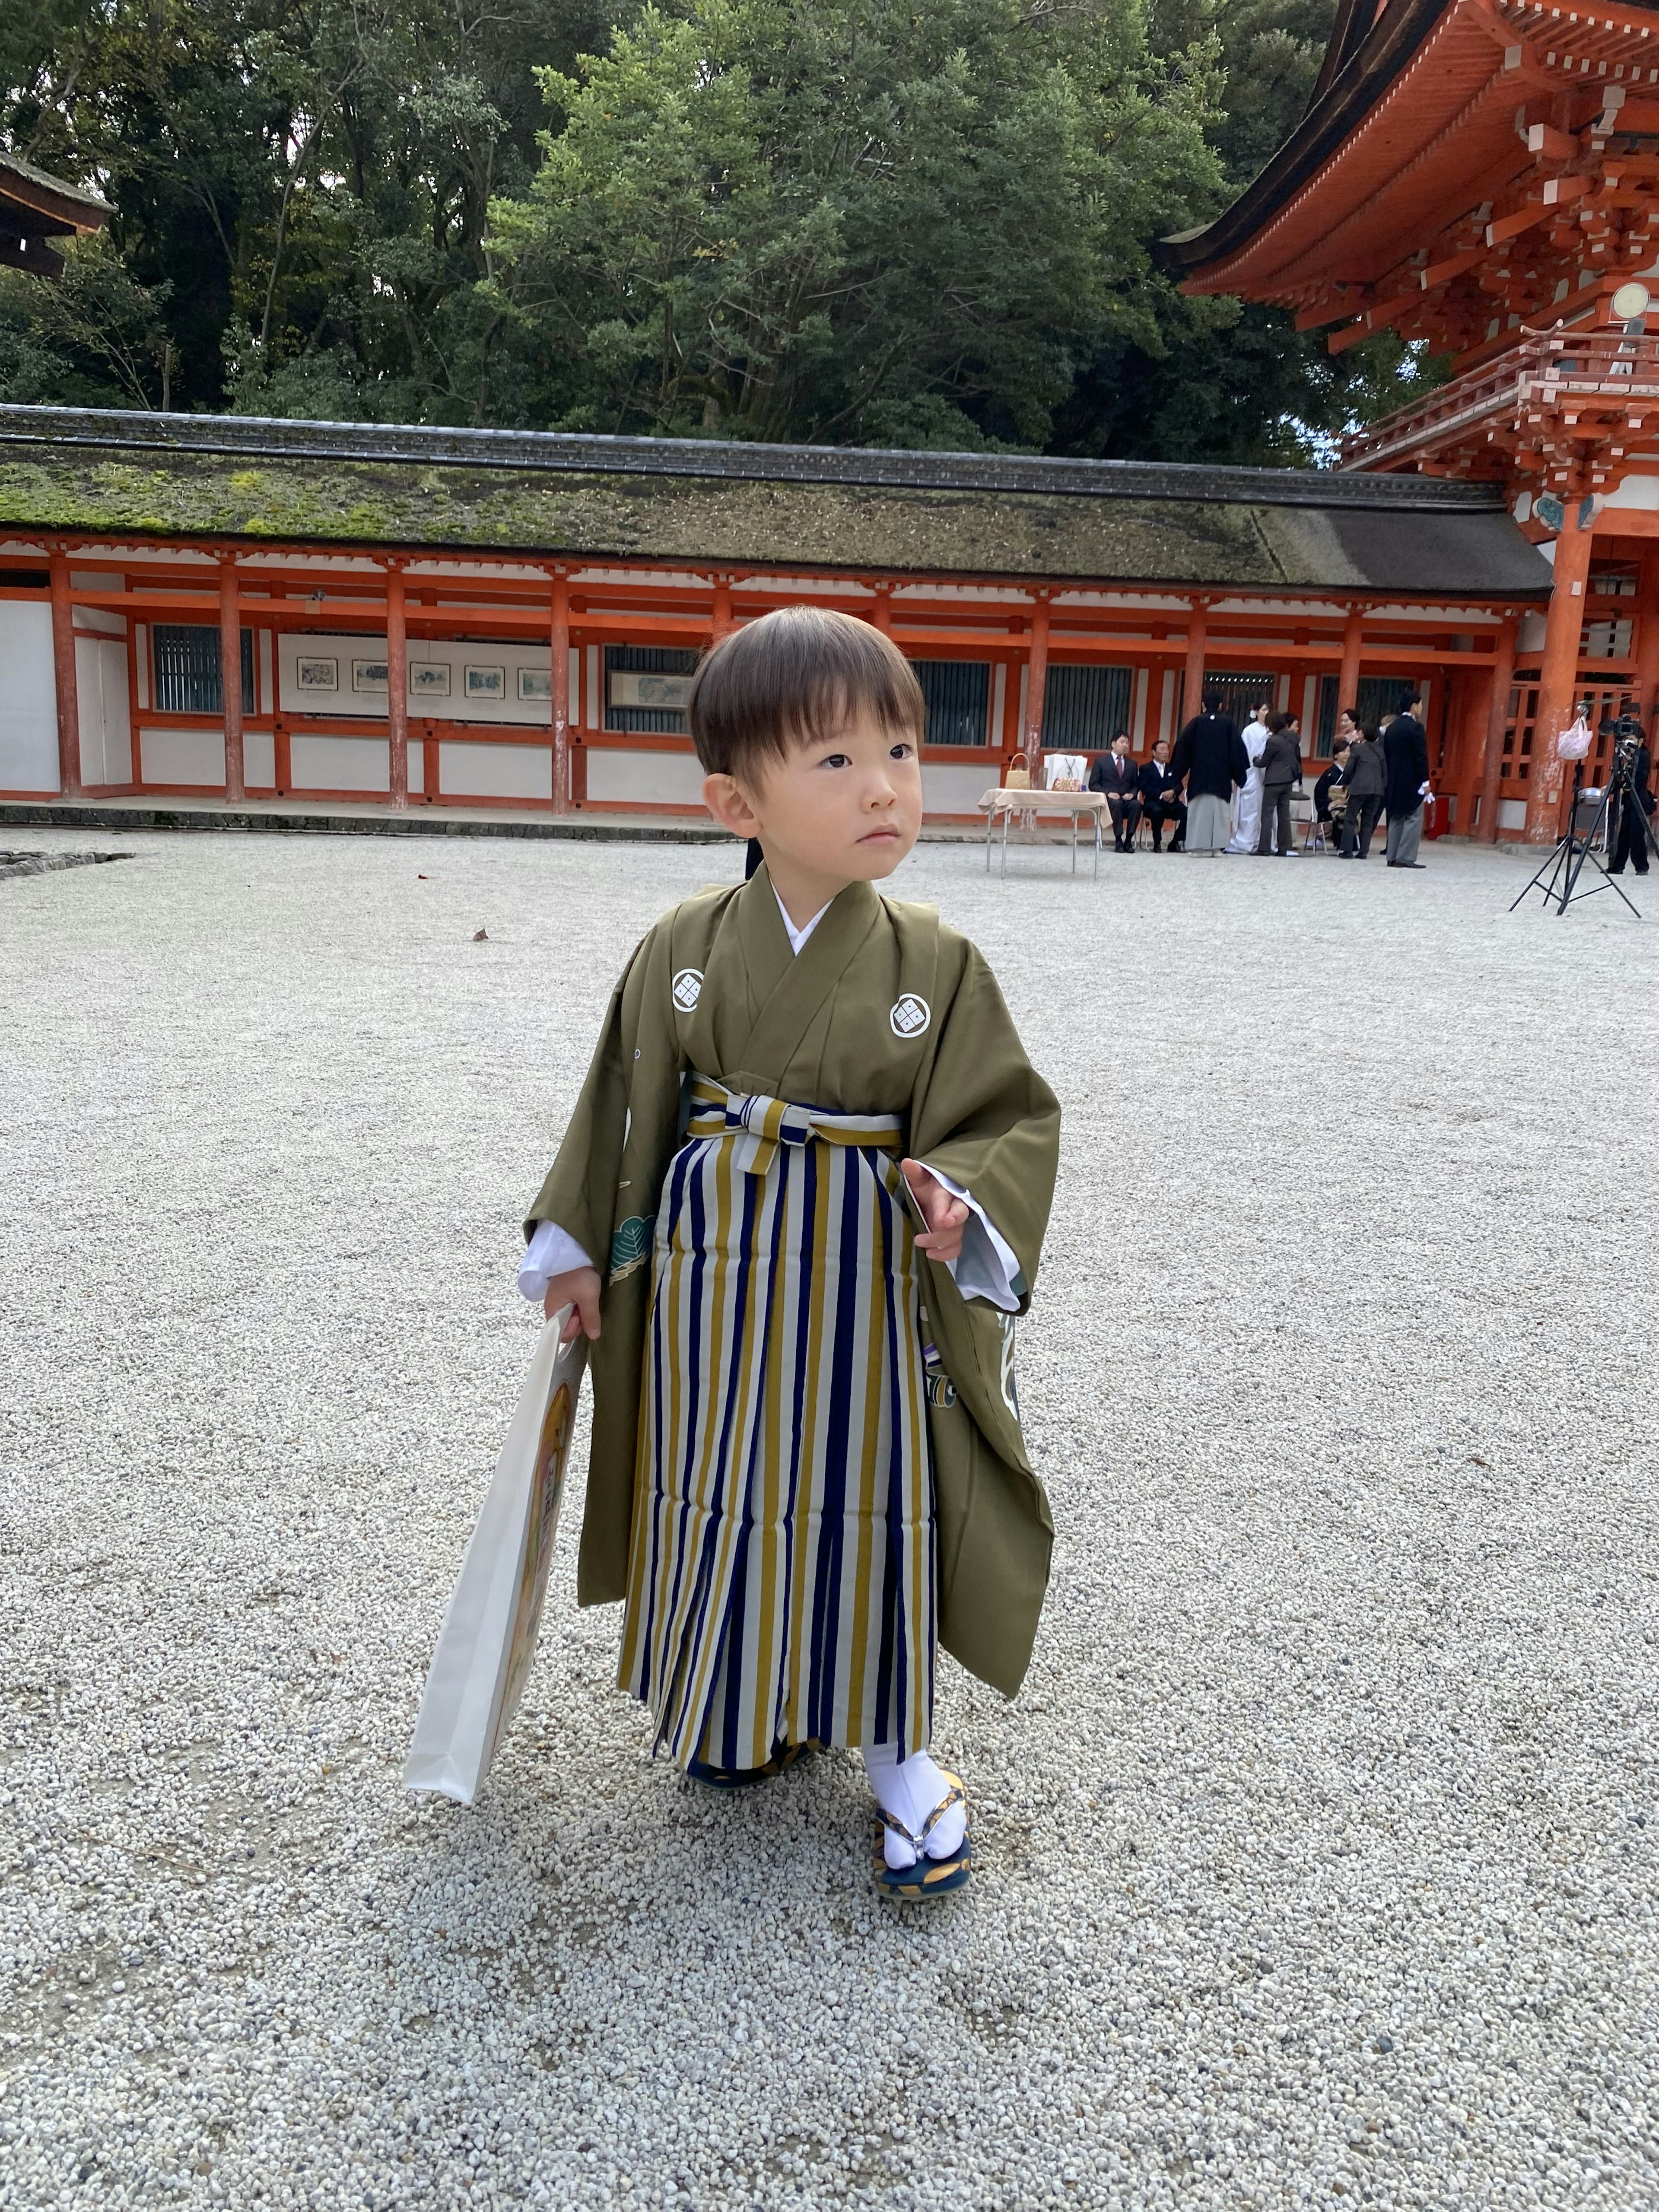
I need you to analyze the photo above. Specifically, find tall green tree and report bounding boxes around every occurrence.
[486,0,1225,447]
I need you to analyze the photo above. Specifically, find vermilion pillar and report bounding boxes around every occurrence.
[219,556,245,804]
[1023,592,1051,779]
[711,576,734,641]
[48,547,82,800]
[1337,607,1363,716]
[1632,547,1659,725]
[870,584,893,635]
[1182,600,1208,728]
[1476,615,1518,843]
[385,565,408,810]
[550,569,572,814]
[1526,505,1592,843]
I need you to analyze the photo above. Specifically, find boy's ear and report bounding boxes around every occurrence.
[703,771,760,838]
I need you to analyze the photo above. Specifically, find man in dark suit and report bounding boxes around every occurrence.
[1138,737,1185,852]
[1608,727,1656,876]
[1170,693,1250,852]
[1087,732,1142,852]
[1384,688,1433,868]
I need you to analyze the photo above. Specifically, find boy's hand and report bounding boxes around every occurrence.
[900,1160,971,1266]
[543,1267,602,1342]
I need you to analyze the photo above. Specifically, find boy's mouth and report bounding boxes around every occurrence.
[858,826,901,842]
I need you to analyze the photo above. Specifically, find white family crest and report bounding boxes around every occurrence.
[671,968,704,1012]
[889,993,931,1038]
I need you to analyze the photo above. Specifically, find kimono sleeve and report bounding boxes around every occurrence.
[521,935,650,1269]
[911,939,1059,1314]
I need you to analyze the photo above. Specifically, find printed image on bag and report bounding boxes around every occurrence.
[485,1371,579,1769]
[404,1316,588,1805]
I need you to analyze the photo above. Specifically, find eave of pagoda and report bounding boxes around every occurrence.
[1162,0,1659,370]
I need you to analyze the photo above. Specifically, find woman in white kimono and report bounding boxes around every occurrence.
[1226,701,1272,854]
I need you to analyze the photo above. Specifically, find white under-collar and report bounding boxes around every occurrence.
[774,885,833,955]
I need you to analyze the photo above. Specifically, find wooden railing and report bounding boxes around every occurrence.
[1339,328,1659,472]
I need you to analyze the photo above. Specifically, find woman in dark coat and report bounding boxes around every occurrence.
[1339,714,1387,859]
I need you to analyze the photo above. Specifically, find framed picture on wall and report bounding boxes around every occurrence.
[353,658,390,694]
[517,667,554,702]
[465,664,506,700]
[296,656,339,692]
[410,662,451,697]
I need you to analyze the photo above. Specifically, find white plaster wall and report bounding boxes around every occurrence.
[1498,798,1528,832]
[75,636,131,786]
[585,748,707,806]
[142,728,225,786]
[245,731,275,788]
[922,764,997,814]
[439,742,551,802]
[0,601,58,793]
[289,735,388,793]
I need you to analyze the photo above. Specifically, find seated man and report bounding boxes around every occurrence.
[1138,737,1186,852]
[1088,731,1142,852]
[1313,741,1350,852]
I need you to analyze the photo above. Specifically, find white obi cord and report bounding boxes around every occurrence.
[517,886,1022,1314]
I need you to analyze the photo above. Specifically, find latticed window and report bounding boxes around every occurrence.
[152,625,254,715]
[1040,664,1132,750]
[910,659,989,746]
[1315,674,1417,755]
[1197,671,1274,737]
[604,644,697,733]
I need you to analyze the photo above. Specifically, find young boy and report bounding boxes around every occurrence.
[517,607,1059,1899]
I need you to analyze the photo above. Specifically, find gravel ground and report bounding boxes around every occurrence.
[3,824,1657,2212]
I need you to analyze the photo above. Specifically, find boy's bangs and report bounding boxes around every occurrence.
[690,605,926,779]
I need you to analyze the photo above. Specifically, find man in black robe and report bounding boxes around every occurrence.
[1384,690,1433,868]
[1171,694,1249,853]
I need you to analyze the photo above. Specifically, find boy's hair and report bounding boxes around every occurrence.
[689,605,925,781]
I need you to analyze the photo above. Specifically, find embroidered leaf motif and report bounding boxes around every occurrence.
[608,1214,652,1281]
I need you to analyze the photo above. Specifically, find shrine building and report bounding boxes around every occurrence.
[1163,0,1659,843]
[0,407,1547,823]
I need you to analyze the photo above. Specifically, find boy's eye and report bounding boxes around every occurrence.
[819,752,850,769]
[889,742,914,760]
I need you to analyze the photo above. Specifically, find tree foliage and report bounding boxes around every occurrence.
[0,0,1444,460]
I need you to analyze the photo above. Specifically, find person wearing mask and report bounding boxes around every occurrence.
[1314,740,1350,852]
[1087,732,1143,852]
[1227,697,1273,855]
[1138,737,1186,852]
[1340,715,1387,858]
[1607,723,1656,876]
[1255,710,1304,856]
[1171,693,1250,853]
[1384,688,1433,868]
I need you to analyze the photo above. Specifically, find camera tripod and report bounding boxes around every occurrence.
[1510,739,1659,917]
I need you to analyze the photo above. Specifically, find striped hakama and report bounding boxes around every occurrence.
[619,1078,934,1771]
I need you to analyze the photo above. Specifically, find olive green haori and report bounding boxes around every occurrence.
[525,868,1061,1703]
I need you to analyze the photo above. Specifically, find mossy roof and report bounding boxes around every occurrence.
[0,406,1553,599]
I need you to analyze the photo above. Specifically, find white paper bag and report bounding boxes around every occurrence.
[404,1315,588,1804]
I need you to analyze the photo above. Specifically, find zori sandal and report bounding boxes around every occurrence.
[687,1741,809,1789]
[872,1771,971,1900]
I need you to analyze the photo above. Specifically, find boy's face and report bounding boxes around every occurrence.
[704,708,923,890]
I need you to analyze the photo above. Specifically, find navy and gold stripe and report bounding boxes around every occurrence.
[618,1080,933,1770]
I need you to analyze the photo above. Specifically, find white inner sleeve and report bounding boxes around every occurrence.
[515,893,1017,1314]
[518,1217,593,1302]
[922,1165,1021,1312]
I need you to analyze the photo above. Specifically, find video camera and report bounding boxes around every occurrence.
[1597,711,1647,748]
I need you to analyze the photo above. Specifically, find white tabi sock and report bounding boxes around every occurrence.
[862,1744,969,1870]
